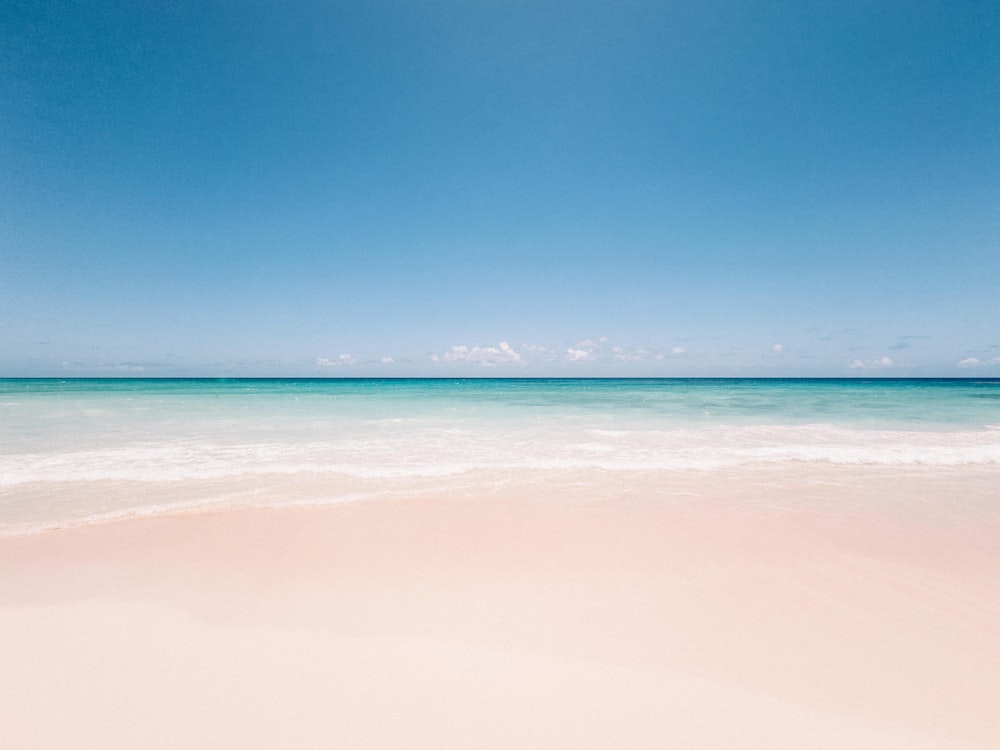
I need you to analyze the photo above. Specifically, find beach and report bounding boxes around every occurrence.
[8,0,999,744]
[3,466,999,749]
[2,379,999,748]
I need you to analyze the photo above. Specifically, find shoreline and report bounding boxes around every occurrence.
[3,461,999,537]
[2,484,998,749]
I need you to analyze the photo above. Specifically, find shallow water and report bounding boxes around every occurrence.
[2,378,999,532]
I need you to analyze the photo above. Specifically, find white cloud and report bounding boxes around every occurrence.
[849,356,894,370]
[565,348,595,361]
[956,355,1000,368]
[771,343,784,353]
[500,341,520,358]
[671,346,687,355]
[439,341,523,367]
[562,337,620,362]
[380,356,395,364]
[316,354,358,367]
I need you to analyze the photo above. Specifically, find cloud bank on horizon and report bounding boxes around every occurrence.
[1,1,997,377]
[34,336,1000,377]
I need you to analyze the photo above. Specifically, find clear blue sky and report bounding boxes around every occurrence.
[2,1,997,376]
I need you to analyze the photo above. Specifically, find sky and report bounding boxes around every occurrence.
[1,0,998,377]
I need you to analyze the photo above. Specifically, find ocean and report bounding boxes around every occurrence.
[2,378,999,534]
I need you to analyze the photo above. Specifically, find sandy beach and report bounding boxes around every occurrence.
[6,0,999,743]
[2,468,998,749]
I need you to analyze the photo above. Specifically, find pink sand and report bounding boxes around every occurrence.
[2,479,998,748]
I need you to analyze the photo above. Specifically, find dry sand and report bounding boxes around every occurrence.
[2,472,998,749]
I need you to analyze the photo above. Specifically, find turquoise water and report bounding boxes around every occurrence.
[4,377,1000,424]
[2,378,999,532]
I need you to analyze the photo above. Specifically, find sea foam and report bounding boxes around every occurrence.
[3,424,999,487]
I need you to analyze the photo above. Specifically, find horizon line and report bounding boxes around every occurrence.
[3,376,998,382]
